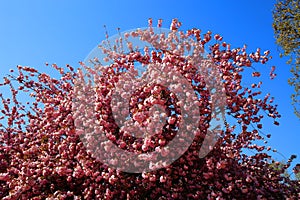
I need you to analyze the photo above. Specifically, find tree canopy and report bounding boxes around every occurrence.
[0,19,299,199]
[273,0,300,118]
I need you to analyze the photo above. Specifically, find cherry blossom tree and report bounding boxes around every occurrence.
[0,19,299,199]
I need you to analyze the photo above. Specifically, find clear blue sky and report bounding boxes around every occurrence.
[0,1,299,167]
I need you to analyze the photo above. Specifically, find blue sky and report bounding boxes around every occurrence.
[0,1,299,168]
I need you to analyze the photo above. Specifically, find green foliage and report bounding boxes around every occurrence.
[296,172,300,180]
[269,160,290,178]
[273,0,300,118]
[294,164,300,180]
[268,156,300,181]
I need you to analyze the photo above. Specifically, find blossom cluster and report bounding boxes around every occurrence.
[0,19,299,199]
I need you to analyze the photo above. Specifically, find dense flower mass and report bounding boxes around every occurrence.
[0,19,299,199]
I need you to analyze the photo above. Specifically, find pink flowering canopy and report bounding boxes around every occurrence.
[0,19,299,199]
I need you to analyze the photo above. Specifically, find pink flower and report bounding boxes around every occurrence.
[0,173,10,181]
